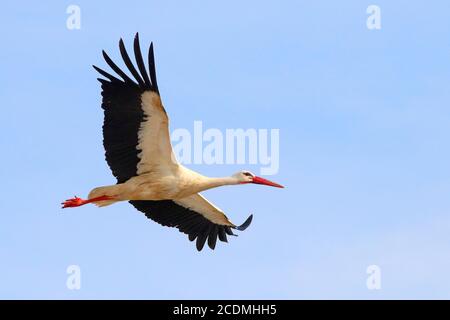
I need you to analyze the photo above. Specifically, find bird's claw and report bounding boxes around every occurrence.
[61,196,86,208]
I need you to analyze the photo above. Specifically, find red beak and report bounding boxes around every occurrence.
[251,176,284,188]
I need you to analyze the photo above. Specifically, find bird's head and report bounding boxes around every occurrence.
[233,171,284,188]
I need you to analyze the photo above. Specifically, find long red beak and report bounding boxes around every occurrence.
[251,176,284,188]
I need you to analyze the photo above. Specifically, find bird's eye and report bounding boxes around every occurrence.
[243,172,252,177]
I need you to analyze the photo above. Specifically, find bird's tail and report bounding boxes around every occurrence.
[88,185,121,207]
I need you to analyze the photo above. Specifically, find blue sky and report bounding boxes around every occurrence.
[1,0,450,299]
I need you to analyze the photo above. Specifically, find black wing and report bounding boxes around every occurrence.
[129,200,253,251]
[93,33,159,183]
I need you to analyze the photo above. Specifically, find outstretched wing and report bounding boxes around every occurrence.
[130,194,253,251]
[93,33,176,183]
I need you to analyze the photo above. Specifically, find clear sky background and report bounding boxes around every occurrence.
[1,1,450,299]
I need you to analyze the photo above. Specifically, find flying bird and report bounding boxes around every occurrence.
[62,33,284,251]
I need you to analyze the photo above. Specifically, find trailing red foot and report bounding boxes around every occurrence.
[61,195,115,208]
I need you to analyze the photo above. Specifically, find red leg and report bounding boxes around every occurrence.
[61,195,116,208]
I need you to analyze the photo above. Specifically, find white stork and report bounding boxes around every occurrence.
[62,34,284,251]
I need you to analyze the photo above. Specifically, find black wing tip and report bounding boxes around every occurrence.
[218,227,228,243]
[147,41,159,93]
[234,214,253,231]
[196,215,253,251]
[196,234,207,251]
[118,38,125,50]
[92,64,105,73]
[101,33,158,92]
[133,33,152,89]
[207,226,219,250]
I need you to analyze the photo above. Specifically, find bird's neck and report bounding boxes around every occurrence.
[198,176,239,191]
